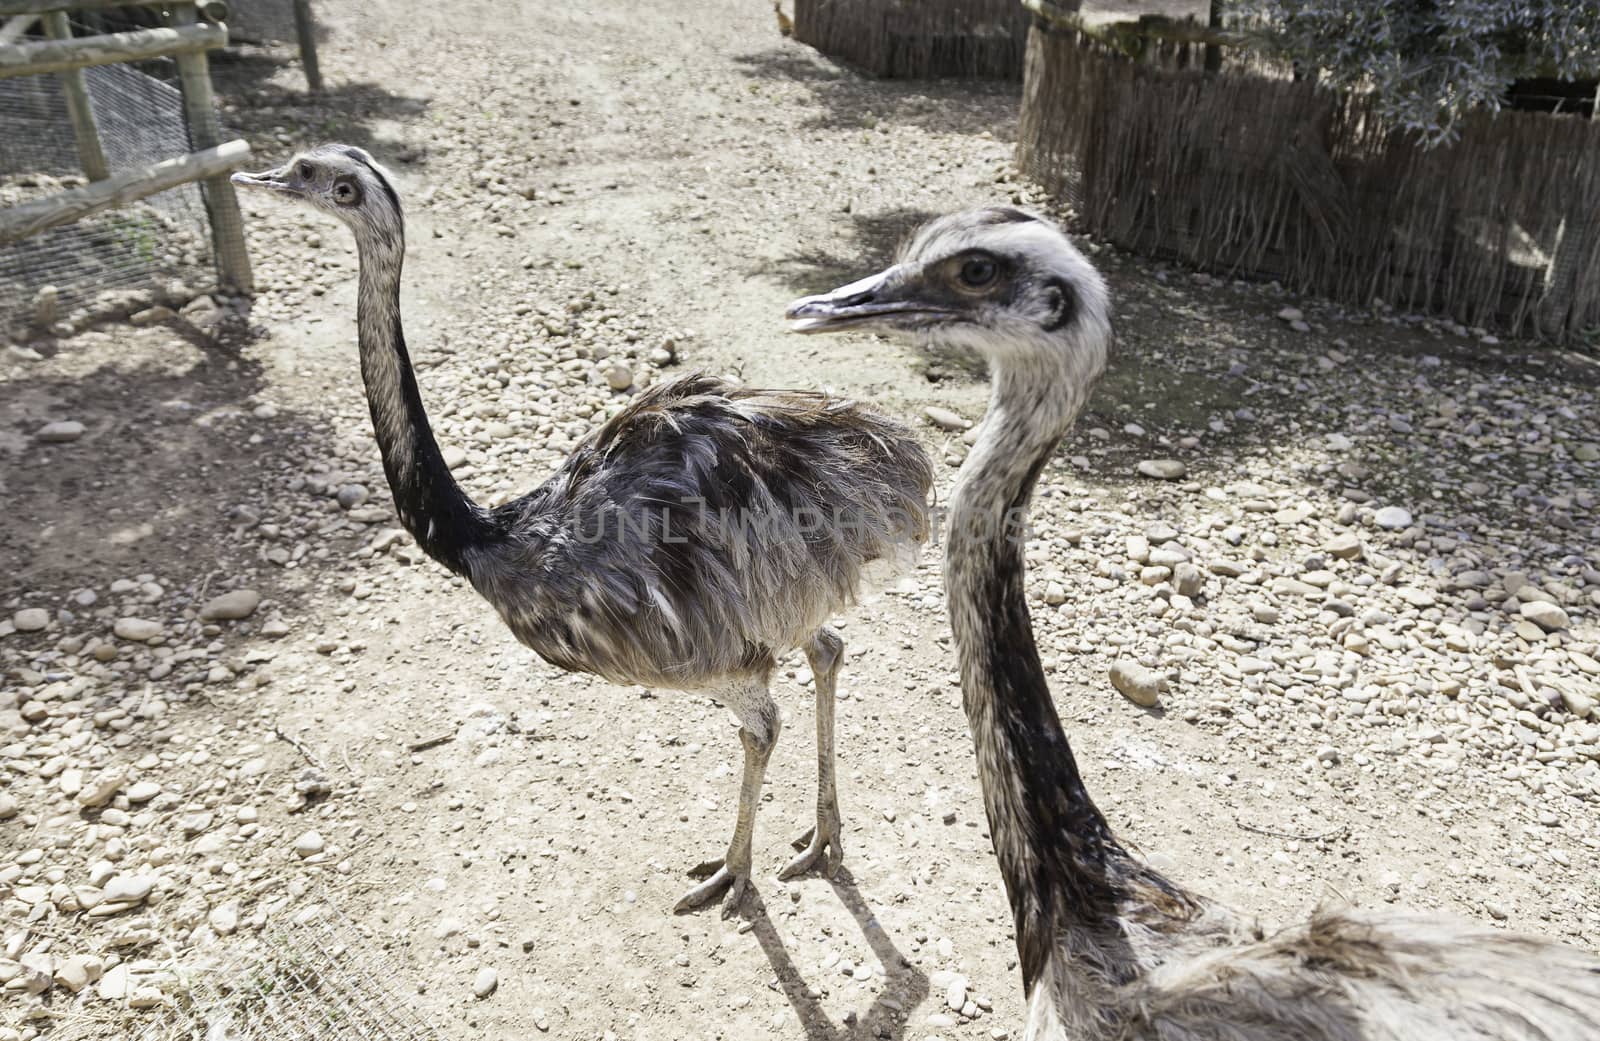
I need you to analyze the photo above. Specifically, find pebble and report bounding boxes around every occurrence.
[0,794,16,820]
[199,589,261,621]
[1110,660,1164,707]
[946,978,968,1011]
[126,781,160,804]
[103,873,156,903]
[113,617,163,642]
[11,607,49,632]
[604,363,634,391]
[1276,306,1303,323]
[335,484,370,510]
[75,768,125,808]
[924,406,969,431]
[473,965,499,999]
[35,420,85,443]
[1323,533,1362,560]
[208,901,240,935]
[292,830,326,857]
[1520,601,1569,632]
[1373,506,1412,530]
[1136,459,1186,481]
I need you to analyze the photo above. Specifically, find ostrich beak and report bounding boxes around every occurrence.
[785,265,958,334]
[230,164,297,196]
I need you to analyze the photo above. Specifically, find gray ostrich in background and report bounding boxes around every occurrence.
[232,146,933,916]
[787,208,1600,1039]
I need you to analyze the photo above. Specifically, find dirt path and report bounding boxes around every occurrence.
[3,1,1598,1039]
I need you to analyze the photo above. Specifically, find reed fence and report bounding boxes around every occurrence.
[1017,13,1600,341]
[793,0,1030,79]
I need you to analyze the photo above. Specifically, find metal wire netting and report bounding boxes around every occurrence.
[0,58,213,327]
[226,0,302,45]
[54,902,441,1041]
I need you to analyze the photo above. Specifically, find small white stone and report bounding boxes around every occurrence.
[1373,506,1412,530]
[604,364,633,391]
[113,617,163,642]
[208,901,240,935]
[292,830,325,857]
[36,420,85,443]
[125,781,160,804]
[1521,601,1570,632]
[946,978,968,1011]
[102,873,156,903]
[473,966,499,999]
[1110,660,1164,707]
[11,608,49,632]
[923,406,969,431]
[199,589,261,621]
[1136,459,1186,481]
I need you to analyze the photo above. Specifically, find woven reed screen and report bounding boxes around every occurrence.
[794,0,1030,79]
[1018,23,1600,341]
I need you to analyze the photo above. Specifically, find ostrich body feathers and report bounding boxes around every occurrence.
[466,373,932,687]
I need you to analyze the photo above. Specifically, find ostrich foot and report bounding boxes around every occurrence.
[778,815,844,880]
[674,860,750,918]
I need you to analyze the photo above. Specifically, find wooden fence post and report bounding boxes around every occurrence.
[170,0,251,292]
[292,0,320,91]
[43,9,109,181]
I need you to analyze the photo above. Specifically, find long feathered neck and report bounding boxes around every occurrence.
[352,219,496,575]
[944,329,1133,996]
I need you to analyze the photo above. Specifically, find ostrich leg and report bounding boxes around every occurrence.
[780,626,845,879]
[675,676,780,918]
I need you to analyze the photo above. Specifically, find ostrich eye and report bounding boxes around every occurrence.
[297,161,314,180]
[958,256,998,289]
[332,180,360,205]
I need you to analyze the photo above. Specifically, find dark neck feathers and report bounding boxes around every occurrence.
[352,221,496,575]
[944,337,1127,991]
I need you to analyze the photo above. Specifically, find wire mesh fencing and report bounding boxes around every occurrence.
[226,0,302,45]
[53,901,441,1041]
[0,57,214,330]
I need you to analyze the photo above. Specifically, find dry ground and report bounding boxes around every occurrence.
[3,2,1599,1039]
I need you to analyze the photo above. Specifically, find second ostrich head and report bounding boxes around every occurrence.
[231,144,403,244]
[785,207,1111,381]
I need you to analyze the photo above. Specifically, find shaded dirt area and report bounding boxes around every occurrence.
[2,2,1598,1039]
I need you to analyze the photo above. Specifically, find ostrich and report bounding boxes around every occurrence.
[786,208,1600,1040]
[231,146,933,916]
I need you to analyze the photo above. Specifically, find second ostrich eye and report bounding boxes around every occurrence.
[958,256,999,290]
[332,180,360,206]
[297,161,315,180]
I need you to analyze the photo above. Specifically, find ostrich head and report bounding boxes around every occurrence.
[231,144,403,242]
[785,208,1111,378]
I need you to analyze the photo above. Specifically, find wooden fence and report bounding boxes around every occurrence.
[794,0,1030,80]
[1017,11,1600,341]
[0,0,252,291]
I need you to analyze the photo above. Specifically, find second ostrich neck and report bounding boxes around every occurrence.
[354,227,496,575]
[946,349,1136,993]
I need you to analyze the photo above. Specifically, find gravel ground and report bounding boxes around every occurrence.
[3,1,1598,1038]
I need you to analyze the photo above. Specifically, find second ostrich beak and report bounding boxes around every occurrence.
[785,266,958,335]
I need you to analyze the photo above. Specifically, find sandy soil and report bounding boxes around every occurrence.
[3,2,1598,1039]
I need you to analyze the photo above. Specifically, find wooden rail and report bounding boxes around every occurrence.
[0,22,226,78]
[0,0,186,14]
[0,13,37,42]
[0,0,253,291]
[0,139,251,245]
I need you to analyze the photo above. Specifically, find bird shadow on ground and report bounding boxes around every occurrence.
[744,870,930,1041]
[733,47,1019,137]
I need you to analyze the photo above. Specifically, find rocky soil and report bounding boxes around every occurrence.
[2,0,1598,1038]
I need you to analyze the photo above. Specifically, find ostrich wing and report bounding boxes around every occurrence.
[469,373,932,687]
